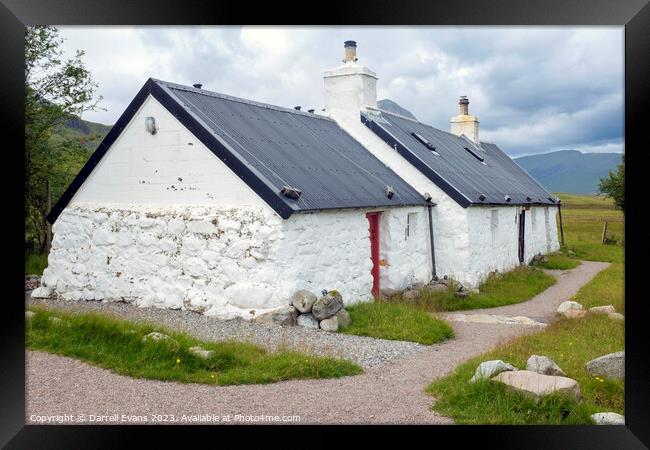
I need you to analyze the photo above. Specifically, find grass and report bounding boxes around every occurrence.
[26,308,362,385]
[427,314,624,424]
[427,192,625,424]
[532,252,580,270]
[340,302,454,345]
[25,253,48,276]
[383,266,556,313]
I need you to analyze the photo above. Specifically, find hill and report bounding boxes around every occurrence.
[377,99,418,120]
[51,116,112,152]
[515,150,622,194]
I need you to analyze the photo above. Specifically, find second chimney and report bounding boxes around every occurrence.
[450,96,480,144]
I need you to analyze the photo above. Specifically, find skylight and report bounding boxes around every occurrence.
[411,132,440,155]
[464,146,485,162]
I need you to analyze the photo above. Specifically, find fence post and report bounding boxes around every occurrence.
[601,221,608,244]
[557,200,565,246]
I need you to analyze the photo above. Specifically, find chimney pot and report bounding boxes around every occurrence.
[193,83,203,89]
[459,96,469,115]
[343,40,358,63]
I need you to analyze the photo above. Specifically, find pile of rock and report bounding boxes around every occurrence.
[25,274,41,292]
[556,301,624,321]
[529,253,549,265]
[382,276,468,301]
[291,290,351,333]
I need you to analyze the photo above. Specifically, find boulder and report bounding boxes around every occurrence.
[335,309,351,328]
[25,311,35,320]
[312,292,344,321]
[297,313,319,329]
[470,360,517,383]
[253,305,297,326]
[31,286,53,298]
[402,290,420,300]
[561,309,587,319]
[591,412,625,425]
[142,332,177,344]
[492,370,581,401]
[48,316,70,327]
[189,346,214,359]
[455,291,469,299]
[588,305,616,316]
[608,312,625,321]
[586,351,624,380]
[319,316,339,332]
[429,283,449,292]
[291,290,317,313]
[557,301,583,313]
[525,355,566,376]
[380,288,399,299]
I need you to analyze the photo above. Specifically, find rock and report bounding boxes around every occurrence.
[319,316,339,332]
[189,346,214,359]
[48,316,70,327]
[402,290,419,300]
[591,412,625,425]
[297,313,319,329]
[586,351,624,380]
[454,291,469,299]
[429,283,449,292]
[470,360,517,382]
[526,355,566,376]
[588,305,616,315]
[608,312,625,321]
[560,309,587,319]
[25,311,35,320]
[31,286,53,298]
[312,292,344,321]
[142,332,176,344]
[335,309,351,328]
[253,305,297,326]
[291,290,317,313]
[493,370,581,401]
[557,301,583,313]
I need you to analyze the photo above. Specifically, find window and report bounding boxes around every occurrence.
[490,209,499,243]
[406,212,419,240]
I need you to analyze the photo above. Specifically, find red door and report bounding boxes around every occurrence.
[366,212,380,298]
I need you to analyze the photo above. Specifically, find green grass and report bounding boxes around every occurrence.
[532,252,580,270]
[427,193,625,424]
[340,302,454,345]
[25,253,48,276]
[386,266,556,313]
[26,308,362,385]
[427,314,624,424]
[574,263,624,312]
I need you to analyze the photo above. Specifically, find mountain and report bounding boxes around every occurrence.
[377,99,418,120]
[515,150,622,194]
[51,117,112,152]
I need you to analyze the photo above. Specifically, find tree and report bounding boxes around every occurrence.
[598,154,624,212]
[25,26,102,253]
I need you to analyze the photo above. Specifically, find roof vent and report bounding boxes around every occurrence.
[294,106,301,111]
[526,196,532,202]
[193,83,203,89]
[504,195,512,202]
[281,186,302,199]
[479,194,486,201]
[464,146,484,162]
[411,132,439,154]
[548,197,556,203]
[385,185,395,199]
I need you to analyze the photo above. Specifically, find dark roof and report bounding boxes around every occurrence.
[361,109,558,208]
[47,79,425,223]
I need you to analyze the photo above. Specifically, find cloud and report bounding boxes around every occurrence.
[57,26,623,157]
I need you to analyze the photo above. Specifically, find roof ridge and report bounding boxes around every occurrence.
[151,78,331,121]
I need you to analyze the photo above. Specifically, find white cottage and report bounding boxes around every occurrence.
[35,40,559,320]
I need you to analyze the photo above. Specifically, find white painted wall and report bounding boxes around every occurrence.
[466,205,561,287]
[39,204,432,318]
[71,95,267,208]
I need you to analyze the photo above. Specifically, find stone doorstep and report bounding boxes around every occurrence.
[492,370,581,401]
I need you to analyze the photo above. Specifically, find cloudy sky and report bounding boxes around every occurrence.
[58,26,623,157]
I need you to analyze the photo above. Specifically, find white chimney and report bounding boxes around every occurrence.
[323,40,378,122]
[450,96,480,144]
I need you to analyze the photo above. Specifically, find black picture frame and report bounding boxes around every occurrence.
[2,0,647,447]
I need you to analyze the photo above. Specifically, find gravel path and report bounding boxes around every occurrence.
[27,297,426,369]
[25,261,608,425]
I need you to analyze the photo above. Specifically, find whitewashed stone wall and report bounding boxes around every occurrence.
[39,204,430,319]
[466,205,561,287]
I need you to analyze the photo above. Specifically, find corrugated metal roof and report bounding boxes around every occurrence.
[154,80,426,216]
[361,109,558,208]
